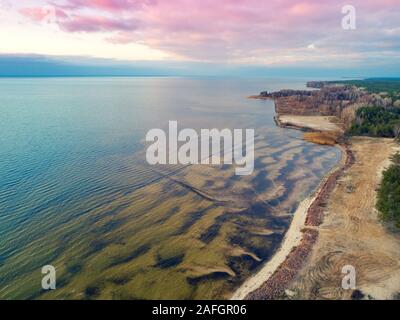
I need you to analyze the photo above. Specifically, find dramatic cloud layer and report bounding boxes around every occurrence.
[4,0,400,67]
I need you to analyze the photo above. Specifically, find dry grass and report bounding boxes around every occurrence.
[303,132,341,146]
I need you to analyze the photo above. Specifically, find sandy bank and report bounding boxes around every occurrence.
[277,115,343,133]
[230,190,317,299]
[288,137,400,300]
[231,143,348,299]
[275,115,344,146]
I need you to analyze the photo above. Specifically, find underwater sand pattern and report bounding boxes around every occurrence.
[0,127,340,299]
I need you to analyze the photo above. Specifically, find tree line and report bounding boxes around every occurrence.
[377,153,400,229]
[349,106,400,138]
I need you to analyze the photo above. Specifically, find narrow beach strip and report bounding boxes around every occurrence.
[231,123,352,300]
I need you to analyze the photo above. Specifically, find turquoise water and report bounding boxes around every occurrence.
[0,77,341,299]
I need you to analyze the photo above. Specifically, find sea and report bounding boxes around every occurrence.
[0,77,341,299]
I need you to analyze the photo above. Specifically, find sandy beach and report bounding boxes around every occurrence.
[288,137,400,299]
[275,115,344,146]
[233,113,400,300]
[230,166,341,299]
[231,115,347,299]
[235,137,400,300]
[276,115,343,133]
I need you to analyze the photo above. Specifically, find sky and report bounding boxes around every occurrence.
[0,0,399,76]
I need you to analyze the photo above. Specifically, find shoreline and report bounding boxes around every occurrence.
[274,114,312,132]
[288,137,400,299]
[231,117,351,300]
[235,83,400,300]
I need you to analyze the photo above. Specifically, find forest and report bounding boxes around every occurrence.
[349,106,400,138]
[377,152,400,228]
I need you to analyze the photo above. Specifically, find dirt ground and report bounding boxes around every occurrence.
[289,137,400,299]
[278,115,344,133]
[277,115,344,146]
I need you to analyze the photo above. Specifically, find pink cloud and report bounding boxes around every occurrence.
[62,15,138,32]
[19,6,68,22]
[289,2,318,16]
[61,0,155,11]
[18,0,400,62]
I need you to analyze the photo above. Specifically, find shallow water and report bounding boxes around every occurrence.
[0,77,341,299]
